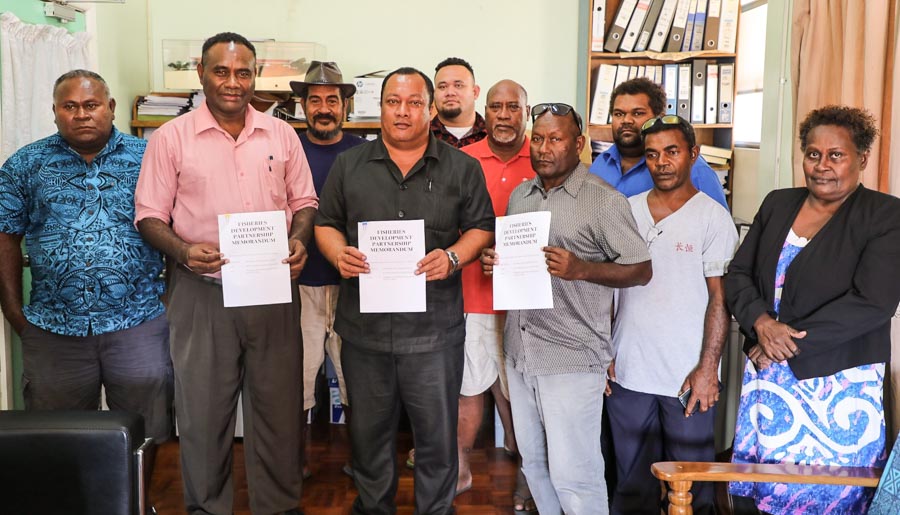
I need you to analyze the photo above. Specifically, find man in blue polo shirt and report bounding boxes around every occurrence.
[589,78,727,209]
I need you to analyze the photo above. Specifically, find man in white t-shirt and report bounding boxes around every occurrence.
[605,115,738,515]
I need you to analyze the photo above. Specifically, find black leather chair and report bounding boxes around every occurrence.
[0,410,152,515]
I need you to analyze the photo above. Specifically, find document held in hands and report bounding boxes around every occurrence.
[493,211,553,310]
[218,210,292,307]
[358,219,426,313]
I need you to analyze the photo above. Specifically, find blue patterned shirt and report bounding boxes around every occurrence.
[0,128,165,336]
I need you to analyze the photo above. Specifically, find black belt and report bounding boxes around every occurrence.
[176,264,223,286]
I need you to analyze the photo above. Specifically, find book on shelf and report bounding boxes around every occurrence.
[635,0,665,52]
[704,0,722,50]
[718,63,734,123]
[604,0,639,52]
[700,144,733,160]
[648,0,680,52]
[590,59,734,128]
[590,64,618,125]
[665,0,693,52]
[718,0,740,53]
[681,0,699,51]
[591,0,607,51]
[594,0,736,56]
[620,0,654,52]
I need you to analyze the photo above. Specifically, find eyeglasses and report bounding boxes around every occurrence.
[640,115,686,133]
[531,103,583,133]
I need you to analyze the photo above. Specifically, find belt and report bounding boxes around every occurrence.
[177,264,223,286]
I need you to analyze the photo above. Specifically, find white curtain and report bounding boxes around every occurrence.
[0,12,92,162]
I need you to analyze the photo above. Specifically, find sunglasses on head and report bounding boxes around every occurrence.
[531,103,583,133]
[640,115,687,133]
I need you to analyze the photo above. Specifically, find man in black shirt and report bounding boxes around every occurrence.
[315,67,494,514]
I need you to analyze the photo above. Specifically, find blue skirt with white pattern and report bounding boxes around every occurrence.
[729,360,886,514]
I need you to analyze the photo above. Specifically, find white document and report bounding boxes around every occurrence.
[591,0,606,51]
[358,219,426,313]
[590,64,618,125]
[493,212,553,311]
[218,210,291,308]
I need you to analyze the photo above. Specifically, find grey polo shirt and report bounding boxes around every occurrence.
[315,135,495,354]
[504,163,650,376]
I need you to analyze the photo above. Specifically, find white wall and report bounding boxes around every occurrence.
[139,0,582,116]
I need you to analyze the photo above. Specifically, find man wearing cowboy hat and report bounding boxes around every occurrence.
[289,61,365,479]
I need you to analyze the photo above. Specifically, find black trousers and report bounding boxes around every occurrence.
[342,339,464,515]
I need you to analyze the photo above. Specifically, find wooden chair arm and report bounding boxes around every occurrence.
[652,461,881,487]
[650,462,882,515]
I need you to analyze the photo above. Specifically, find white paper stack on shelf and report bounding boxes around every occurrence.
[700,144,732,189]
[190,91,205,110]
[137,95,191,118]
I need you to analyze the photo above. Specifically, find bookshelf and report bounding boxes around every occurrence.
[129,94,381,140]
[586,0,741,204]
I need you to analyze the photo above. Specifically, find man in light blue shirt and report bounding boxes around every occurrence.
[588,78,728,209]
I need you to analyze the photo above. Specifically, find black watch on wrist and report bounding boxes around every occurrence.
[445,250,460,273]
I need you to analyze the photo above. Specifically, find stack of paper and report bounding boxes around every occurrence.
[136,95,191,121]
[700,144,732,188]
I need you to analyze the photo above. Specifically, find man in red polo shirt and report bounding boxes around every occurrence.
[458,79,535,511]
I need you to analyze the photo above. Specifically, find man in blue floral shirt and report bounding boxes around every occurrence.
[0,70,172,445]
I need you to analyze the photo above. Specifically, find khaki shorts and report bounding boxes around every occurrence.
[460,313,507,398]
[300,284,347,411]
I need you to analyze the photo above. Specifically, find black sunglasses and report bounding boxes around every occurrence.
[531,103,583,133]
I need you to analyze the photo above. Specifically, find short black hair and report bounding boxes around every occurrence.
[435,57,475,79]
[799,105,878,153]
[381,67,435,105]
[609,77,667,117]
[201,32,256,67]
[53,69,110,99]
[640,115,697,149]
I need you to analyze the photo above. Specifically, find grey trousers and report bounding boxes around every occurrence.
[167,267,303,515]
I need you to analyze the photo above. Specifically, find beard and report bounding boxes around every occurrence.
[438,105,462,120]
[308,115,343,141]
[613,126,643,151]
[490,125,520,145]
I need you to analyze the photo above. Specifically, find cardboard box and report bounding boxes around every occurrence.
[350,72,387,119]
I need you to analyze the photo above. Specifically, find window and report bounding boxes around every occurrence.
[733,0,767,147]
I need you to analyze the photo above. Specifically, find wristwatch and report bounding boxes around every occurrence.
[445,250,460,273]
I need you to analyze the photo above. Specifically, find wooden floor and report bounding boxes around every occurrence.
[149,417,520,514]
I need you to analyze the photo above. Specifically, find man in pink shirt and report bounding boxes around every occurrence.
[135,32,316,515]
[459,80,536,511]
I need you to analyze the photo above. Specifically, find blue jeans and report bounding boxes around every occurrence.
[506,360,609,514]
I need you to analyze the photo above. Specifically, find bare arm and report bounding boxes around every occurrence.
[283,206,317,279]
[315,225,369,278]
[137,218,225,275]
[681,276,729,416]
[542,246,651,287]
[416,229,494,281]
[0,233,26,334]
